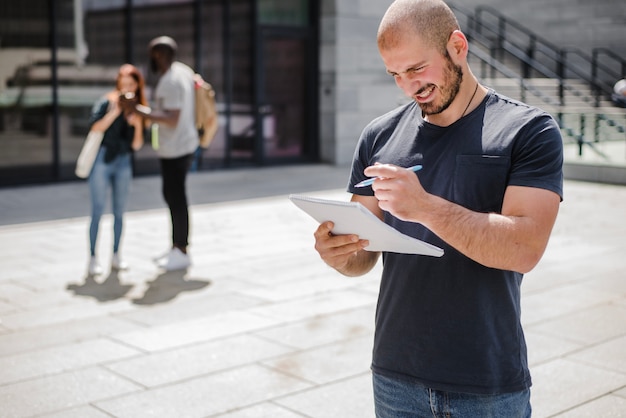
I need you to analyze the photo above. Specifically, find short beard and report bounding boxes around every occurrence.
[150,58,159,73]
[418,54,464,116]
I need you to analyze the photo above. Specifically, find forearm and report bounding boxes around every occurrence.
[421,195,552,273]
[132,105,179,127]
[91,107,121,132]
[131,121,144,151]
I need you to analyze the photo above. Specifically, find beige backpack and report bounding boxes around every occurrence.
[194,74,218,148]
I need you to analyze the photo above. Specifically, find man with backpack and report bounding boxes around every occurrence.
[121,35,197,271]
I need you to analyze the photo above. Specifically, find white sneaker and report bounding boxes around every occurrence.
[152,250,170,264]
[155,248,179,267]
[111,253,128,270]
[88,257,103,275]
[158,248,191,271]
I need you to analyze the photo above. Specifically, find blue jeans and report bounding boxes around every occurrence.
[88,147,132,256]
[373,372,531,418]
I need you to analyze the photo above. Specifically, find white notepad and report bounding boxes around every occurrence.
[289,194,444,257]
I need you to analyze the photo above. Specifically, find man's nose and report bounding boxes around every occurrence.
[396,75,420,95]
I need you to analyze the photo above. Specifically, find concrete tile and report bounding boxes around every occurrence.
[111,310,282,352]
[120,290,262,326]
[0,368,141,418]
[237,272,376,303]
[0,300,16,316]
[522,238,619,294]
[0,338,140,385]
[525,330,582,367]
[276,372,375,418]
[37,405,115,417]
[0,251,41,282]
[521,283,620,327]
[569,335,626,374]
[10,286,87,310]
[584,271,626,298]
[263,336,372,384]
[215,403,304,417]
[0,282,35,305]
[531,359,626,417]
[246,289,377,322]
[0,169,625,417]
[551,394,626,417]
[0,298,131,331]
[528,304,626,346]
[0,316,142,357]
[256,305,376,349]
[106,334,294,387]
[95,364,312,418]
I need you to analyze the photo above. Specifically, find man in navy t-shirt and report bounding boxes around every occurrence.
[312,0,563,416]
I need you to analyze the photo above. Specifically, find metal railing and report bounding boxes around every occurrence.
[449,3,626,161]
[470,5,625,106]
[558,111,626,158]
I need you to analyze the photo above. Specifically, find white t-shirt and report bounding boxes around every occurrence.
[614,79,626,96]
[153,61,198,158]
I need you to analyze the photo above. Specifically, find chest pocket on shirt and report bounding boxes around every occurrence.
[454,155,510,213]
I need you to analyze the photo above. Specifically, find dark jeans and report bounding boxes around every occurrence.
[159,153,193,249]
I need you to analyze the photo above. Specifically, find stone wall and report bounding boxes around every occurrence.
[318,0,626,165]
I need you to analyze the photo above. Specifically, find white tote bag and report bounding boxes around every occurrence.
[75,130,104,178]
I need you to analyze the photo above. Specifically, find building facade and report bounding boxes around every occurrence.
[0,0,320,186]
[1,0,624,186]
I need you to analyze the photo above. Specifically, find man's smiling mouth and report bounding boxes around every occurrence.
[415,85,435,100]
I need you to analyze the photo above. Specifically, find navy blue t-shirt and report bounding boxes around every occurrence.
[348,90,563,394]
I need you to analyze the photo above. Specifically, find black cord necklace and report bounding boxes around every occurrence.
[461,82,479,118]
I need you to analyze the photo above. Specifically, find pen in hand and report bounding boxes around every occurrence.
[354,164,423,188]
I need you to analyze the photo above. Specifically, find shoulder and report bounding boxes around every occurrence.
[484,89,559,134]
[91,95,110,113]
[363,101,419,136]
[172,62,194,78]
[486,89,551,118]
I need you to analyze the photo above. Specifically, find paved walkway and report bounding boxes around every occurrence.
[0,164,625,417]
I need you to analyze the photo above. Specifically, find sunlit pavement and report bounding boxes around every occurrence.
[0,164,625,417]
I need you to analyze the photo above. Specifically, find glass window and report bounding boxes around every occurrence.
[258,0,308,26]
[0,1,56,184]
[197,0,227,163]
[62,1,127,178]
[227,0,256,161]
[0,0,318,185]
[262,36,307,158]
[129,1,196,173]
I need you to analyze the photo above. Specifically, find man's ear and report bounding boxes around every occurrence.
[446,30,468,60]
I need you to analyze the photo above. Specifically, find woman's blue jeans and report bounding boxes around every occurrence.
[88,147,132,256]
[373,372,531,418]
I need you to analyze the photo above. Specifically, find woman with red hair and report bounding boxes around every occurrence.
[86,64,146,275]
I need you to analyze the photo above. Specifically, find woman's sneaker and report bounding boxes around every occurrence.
[111,253,129,270]
[88,257,103,275]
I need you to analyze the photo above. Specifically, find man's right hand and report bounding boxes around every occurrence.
[313,221,377,277]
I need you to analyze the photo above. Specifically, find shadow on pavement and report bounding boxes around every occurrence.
[66,269,211,306]
[67,270,134,302]
[131,269,211,305]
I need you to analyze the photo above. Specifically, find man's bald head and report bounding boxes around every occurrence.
[377,0,460,54]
